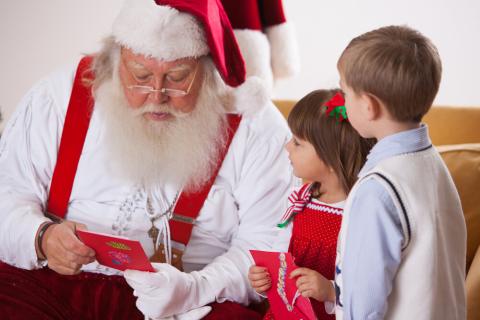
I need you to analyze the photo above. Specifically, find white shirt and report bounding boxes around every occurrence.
[0,63,294,306]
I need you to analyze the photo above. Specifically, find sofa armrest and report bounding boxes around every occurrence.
[438,144,480,270]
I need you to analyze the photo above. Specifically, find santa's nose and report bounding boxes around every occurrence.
[147,89,168,105]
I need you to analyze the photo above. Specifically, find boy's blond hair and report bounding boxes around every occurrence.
[338,25,442,122]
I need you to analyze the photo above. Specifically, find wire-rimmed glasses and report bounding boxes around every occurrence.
[127,64,199,98]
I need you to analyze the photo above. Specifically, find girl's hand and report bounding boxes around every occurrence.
[248,265,272,293]
[290,267,335,302]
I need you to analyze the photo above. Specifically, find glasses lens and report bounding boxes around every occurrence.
[128,86,152,94]
[163,89,187,98]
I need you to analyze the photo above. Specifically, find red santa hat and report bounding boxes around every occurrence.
[112,0,246,87]
[220,0,300,89]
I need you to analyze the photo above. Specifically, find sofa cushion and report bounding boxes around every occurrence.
[437,143,480,271]
[424,106,480,145]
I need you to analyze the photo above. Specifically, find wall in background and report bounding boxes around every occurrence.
[277,0,480,105]
[1,0,479,130]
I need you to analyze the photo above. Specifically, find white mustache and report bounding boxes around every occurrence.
[134,104,190,118]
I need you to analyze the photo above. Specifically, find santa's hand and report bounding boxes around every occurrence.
[40,221,95,275]
[125,263,212,319]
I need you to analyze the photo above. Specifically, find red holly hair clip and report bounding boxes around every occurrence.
[325,92,348,122]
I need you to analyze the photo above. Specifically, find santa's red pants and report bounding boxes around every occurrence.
[0,262,261,320]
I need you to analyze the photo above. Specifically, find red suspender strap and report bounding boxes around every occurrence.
[169,114,242,245]
[46,56,94,219]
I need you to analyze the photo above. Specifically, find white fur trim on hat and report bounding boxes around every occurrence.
[112,0,209,61]
[233,30,273,94]
[265,22,300,79]
[231,76,269,117]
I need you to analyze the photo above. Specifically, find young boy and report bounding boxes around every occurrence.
[331,25,466,319]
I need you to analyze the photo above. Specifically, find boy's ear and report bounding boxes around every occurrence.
[361,93,382,120]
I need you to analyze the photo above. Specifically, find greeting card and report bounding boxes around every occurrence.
[250,250,316,320]
[77,229,155,272]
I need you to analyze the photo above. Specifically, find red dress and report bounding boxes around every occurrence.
[264,185,343,320]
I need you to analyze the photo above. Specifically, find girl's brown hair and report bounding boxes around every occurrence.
[288,89,375,193]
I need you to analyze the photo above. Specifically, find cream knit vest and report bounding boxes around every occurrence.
[335,147,466,319]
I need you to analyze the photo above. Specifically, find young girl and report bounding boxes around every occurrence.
[248,89,374,319]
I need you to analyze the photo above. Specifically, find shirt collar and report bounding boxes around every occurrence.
[359,124,432,177]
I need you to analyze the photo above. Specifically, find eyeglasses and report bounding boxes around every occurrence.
[127,64,199,98]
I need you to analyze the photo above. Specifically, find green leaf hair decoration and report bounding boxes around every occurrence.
[325,92,348,122]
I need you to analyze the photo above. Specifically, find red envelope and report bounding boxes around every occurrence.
[77,229,155,272]
[250,250,316,320]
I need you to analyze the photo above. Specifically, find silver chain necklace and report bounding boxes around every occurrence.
[146,191,180,251]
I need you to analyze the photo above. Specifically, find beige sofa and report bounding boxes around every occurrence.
[274,101,480,320]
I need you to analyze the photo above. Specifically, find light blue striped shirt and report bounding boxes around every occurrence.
[340,124,432,319]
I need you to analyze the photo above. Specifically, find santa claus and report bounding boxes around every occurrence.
[0,0,293,319]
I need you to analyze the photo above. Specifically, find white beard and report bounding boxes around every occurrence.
[94,68,228,192]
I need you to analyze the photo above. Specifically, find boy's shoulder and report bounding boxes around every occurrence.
[352,145,447,209]
[356,145,460,220]
[374,146,442,174]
